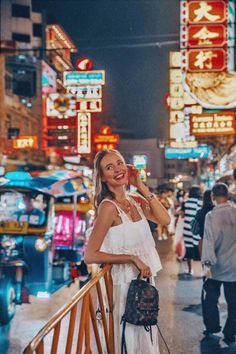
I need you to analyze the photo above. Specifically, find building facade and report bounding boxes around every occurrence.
[0,0,43,167]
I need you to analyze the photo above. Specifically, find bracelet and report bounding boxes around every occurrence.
[146,193,155,202]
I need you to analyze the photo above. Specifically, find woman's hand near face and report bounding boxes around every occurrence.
[126,164,143,189]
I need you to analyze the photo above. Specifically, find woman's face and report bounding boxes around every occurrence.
[100,152,128,188]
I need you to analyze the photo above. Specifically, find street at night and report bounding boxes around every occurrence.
[1,238,236,354]
[1,0,236,353]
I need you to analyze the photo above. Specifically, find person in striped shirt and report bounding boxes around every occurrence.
[182,185,202,275]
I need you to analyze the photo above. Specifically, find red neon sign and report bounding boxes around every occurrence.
[187,48,227,72]
[184,24,226,48]
[182,1,227,25]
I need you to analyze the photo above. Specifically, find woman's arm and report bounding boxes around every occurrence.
[134,188,171,226]
[84,202,152,277]
[127,164,170,225]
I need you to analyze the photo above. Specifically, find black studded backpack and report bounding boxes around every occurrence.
[120,276,159,354]
[120,276,170,354]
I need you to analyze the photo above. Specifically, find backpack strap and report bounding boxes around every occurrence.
[144,325,153,344]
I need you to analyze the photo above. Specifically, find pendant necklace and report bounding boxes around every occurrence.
[116,198,131,214]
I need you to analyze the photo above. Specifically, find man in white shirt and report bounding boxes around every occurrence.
[201,183,236,344]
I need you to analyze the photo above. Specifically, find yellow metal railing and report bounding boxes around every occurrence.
[23,265,114,354]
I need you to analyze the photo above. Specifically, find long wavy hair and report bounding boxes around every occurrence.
[93,149,122,210]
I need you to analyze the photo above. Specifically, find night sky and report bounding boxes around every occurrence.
[41,0,180,139]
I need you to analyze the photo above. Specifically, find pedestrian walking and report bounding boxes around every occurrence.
[182,185,202,275]
[201,183,236,344]
[194,189,214,257]
[85,149,170,354]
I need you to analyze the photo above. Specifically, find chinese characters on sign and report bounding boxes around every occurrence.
[180,0,230,72]
[181,1,227,25]
[190,111,236,136]
[187,48,226,71]
[77,113,91,154]
[169,52,186,141]
[181,24,226,48]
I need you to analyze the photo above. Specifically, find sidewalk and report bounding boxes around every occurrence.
[155,235,236,354]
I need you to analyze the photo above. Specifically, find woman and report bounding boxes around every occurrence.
[182,185,202,275]
[85,149,170,354]
[194,189,214,257]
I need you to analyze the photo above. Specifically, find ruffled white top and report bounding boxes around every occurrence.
[99,196,162,284]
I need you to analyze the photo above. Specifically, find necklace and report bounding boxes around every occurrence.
[116,198,131,214]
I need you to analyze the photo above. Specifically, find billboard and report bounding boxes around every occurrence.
[184,71,236,109]
[46,94,102,117]
[41,61,57,95]
[63,71,105,86]
[165,145,211,159]
[180,0,235,72]
[190,111,236,136]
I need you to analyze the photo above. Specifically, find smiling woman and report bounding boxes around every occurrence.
[85,148,170,354]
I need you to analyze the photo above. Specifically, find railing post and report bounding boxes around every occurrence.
[65,305,77,354]
[23,265,113,354]
[89,293,103,354]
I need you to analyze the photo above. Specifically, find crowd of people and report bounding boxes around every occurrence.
[85,149,236,352]
[152,170,236,345]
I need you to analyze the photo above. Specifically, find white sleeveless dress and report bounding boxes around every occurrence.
[99,197,162,354]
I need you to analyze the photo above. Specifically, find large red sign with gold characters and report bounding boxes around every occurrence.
[187,48,227,72]
[180,0,230,72]
[182,1,227,24]
[185,24,226,48]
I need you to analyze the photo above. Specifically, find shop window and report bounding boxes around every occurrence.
[12,32,30,43]
[12,4,30,18]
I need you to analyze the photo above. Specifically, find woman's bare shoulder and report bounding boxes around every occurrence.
[97,199,118,215]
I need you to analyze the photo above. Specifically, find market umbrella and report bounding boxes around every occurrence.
[32,170,88,196]
[1,171,88,196]
[2,171,59,191]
